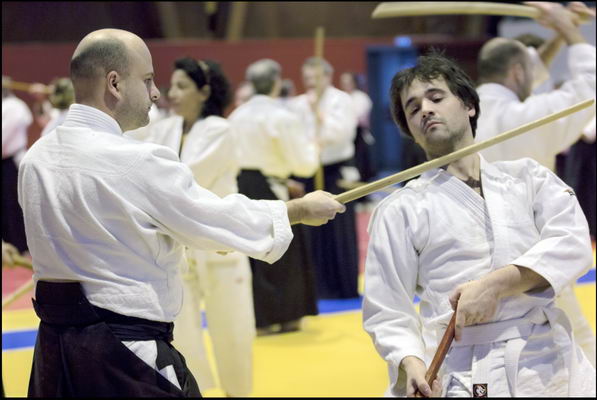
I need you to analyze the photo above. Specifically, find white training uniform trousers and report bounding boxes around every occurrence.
[172,249,255,396]
[127,115,257,396]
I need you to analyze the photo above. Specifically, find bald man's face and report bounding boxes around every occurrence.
[116,41,160,131]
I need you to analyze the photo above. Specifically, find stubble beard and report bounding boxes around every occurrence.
[424,125,466,160]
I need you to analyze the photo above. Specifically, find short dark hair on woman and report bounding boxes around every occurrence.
[389,49,480,138]
[173,57,232,118]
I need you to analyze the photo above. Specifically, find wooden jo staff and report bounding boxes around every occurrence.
[372,1,594,23]
[313,26,326,191]
[2,255,34,309]
[334,98,594,204]
[2,279,34,309]
[2,79,51,94]
[414,311,457,398]
[372,2,543,19]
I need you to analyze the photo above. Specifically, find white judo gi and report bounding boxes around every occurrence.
[476,42,597,368]
[289,86,358,166]
[363,156,595,397]
[476,43,596,172]
[229,94,319,191]
[126,115,255,396]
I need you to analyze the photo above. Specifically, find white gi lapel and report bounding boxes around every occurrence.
[477,157,510,271]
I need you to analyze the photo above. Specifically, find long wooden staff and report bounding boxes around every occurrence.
[2,80,51,93]
[2,255,34,309]
[2,278,34,309]
[372,2,594,23]
[414,311,457,397]
[333,98,594,204]
[313,26,326,191]
[372,2,541,19]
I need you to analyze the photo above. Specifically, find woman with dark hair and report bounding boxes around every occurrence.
[40,77,75,137]
[125,57,254,397]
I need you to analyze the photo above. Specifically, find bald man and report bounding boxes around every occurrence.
[18,29,345,397]
[475,2,596,368]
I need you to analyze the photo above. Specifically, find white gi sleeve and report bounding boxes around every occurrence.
[182,117,237,191]
[511,158,593,296]
[320,91,358,147]
[125,144,293,264]
[496,44,595,158]
[362,196,426,395]
[272,111,319,178]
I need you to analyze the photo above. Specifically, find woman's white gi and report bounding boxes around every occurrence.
[363,156,595,397]
[126,115,254,396]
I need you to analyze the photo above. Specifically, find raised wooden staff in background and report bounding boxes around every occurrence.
[313,26,326,191]
[2,255,34,309]
[2,79,51,94]
[333,98,594,204]
[2,279,34,309]
[372,1,594,22]
[372,2,541,19]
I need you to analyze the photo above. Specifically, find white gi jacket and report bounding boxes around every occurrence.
[289,86,358,165]
[19,104,293,323]
[40,109,67,137]
[126,114,255,395]
[2,94,32,163]
[126,115,239,199]
[349,89,373,129]
[229,94,319,179]
[476,43,596,172]
[363,155,595,397]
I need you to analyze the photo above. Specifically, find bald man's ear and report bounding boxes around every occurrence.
[106,71,122,100]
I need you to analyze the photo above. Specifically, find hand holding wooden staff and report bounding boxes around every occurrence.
[412,312,457,397]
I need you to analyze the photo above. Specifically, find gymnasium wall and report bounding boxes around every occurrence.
[2,36,484,148]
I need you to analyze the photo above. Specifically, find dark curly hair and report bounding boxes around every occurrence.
[173,57,231,118]
[389,49,480,138]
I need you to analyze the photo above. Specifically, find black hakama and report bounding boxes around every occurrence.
[28,281,201,398]
[2,157,28,252]
[298,160,360,299]
[237,170,318,328]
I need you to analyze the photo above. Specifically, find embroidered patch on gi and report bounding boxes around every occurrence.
[473,383,488,398]
[564,188,576,196]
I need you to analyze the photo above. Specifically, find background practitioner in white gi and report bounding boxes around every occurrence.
[363,50,595,397]
[126,57,254,397]
[289,57,360,299]
[2,77,32,255]
[18,28,346,398]
[476,1,596,367]
[230,58,320,335]
[39,77,75,137]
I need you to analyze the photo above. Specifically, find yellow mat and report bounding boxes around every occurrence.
[3,282,595,397]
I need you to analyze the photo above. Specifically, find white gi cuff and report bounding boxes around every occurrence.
[260,200,293,264]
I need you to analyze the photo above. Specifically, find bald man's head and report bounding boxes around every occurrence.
[477,37,534,100]
[70,29,143,100]
[69,29,160,131]
[477,38,529,83]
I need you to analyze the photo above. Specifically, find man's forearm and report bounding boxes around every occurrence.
[286,199,304,225]
[538,35,564,67]
[480,264,550,299]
